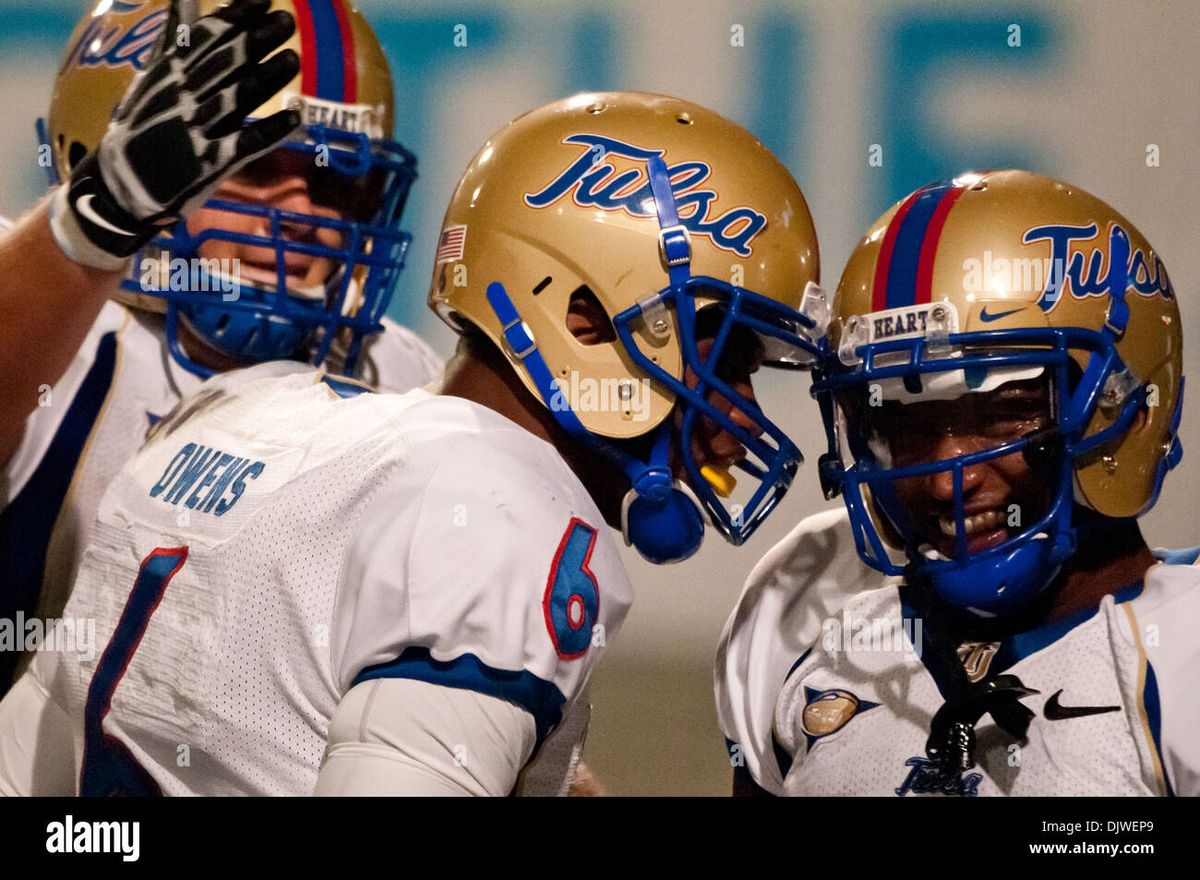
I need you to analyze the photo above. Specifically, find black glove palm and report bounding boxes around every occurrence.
[54,0,301,269]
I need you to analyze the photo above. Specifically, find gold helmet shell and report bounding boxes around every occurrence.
[428,91,820,441]
[830,169,1182,519]
[47,0,395,182]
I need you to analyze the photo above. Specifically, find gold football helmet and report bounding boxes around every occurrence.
[813,170,1183,615]
[429,92,826,563]
[44,0,416,377]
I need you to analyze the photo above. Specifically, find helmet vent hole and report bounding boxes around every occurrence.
[566,285,616,346]
[532,276,552,295]
[586,102,606,115]
[676,113,693,125]
[67,140,87,172]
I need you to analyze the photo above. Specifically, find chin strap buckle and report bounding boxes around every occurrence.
[500,316,537,361]
[1103,297,1130,338]
[658,223,692,269]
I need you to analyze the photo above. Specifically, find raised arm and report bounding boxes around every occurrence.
[0,202,123,470]
[0,0,300,468]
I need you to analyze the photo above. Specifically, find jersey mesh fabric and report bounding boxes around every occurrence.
[718,509,1194,796]
[5,301,442,685]
[34,367,627,795]
[775,585,1159,796]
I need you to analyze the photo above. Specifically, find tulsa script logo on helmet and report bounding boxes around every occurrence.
[523,134,768,257]
[64,1,166,71]
[1021,222,1175,312]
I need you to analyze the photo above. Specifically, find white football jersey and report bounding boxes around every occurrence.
[716,508,1200,796]
[0,300,441,689]
[28,363,631,795]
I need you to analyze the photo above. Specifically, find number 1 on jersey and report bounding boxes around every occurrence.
[80,546,188,796]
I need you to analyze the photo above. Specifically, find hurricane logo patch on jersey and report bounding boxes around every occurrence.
[801,687,879,750]
[524,134,768,256]
[956,641,1000,684]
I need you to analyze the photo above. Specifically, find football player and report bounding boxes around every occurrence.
[0,0,440,692]
[0,91,827,796]
[716,170,1197,796]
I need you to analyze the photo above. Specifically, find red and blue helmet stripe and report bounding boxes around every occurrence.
[292,0,358,103]
[871,177,971,312]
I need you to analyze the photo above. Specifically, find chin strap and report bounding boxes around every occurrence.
[646,156,692,289]
[484,280,705,565]
[901,570,1040,775]
[925,675,1040,774]
[474,151,714,565]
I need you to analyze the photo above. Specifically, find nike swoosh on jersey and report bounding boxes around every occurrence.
[76,193,137,238]
[1043,689,1121,720]
[978,305,1024,323]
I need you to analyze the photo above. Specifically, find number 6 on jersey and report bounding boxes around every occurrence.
[543,518,600,660]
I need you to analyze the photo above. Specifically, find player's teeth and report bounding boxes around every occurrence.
[939,509,1003,537]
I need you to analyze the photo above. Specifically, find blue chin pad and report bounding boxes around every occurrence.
[927,529,1075,617]
[618,426,706,565]
[485,278,712,567]
[179,296,315,362]
[621,479,706,565]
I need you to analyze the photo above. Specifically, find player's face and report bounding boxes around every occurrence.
[676,314,766,478]
[184,149,377,292]
[857,377,1053,559]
